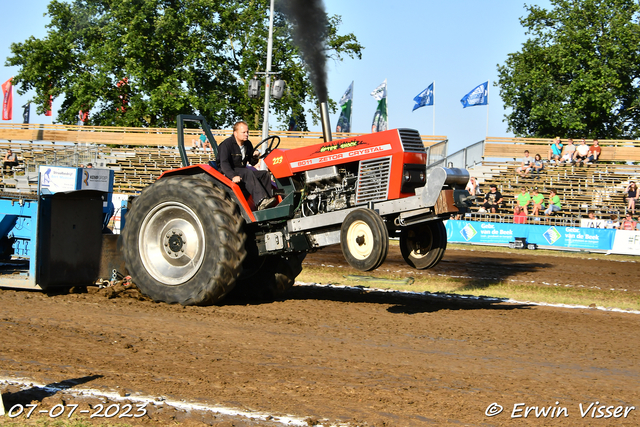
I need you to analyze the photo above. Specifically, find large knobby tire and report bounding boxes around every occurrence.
[400,220,447,270]
[232,231,306,300]
[340,209,389,271]
[122,176,246,305]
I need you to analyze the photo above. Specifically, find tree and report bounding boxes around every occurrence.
[5,0,363,129]
[497,0,640,139]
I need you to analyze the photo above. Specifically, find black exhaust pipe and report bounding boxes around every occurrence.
[320,102,332,142]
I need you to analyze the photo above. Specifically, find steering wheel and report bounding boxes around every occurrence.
[254,135,281,159]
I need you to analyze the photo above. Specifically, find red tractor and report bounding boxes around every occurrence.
[122,113,469,305]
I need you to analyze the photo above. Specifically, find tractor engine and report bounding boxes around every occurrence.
[299,165,358,216]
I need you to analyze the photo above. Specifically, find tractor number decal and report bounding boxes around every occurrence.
[272,156,284,165]
[290,144,393,169]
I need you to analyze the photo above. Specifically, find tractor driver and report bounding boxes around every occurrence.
[218,121,277,211]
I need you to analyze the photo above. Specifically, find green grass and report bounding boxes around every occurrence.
[298,244,640,312]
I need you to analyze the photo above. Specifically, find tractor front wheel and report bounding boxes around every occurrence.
[400,220,447,270]
[122,176,246,305]
[340,209,389,271]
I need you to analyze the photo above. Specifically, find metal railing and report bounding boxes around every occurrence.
[461,211,580,227]
[24,145,100,173]
[427,140,484,173]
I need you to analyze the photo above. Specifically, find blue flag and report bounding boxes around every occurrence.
[412,83,434,111]
[460,81,488,108]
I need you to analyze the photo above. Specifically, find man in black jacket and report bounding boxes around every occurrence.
[218,121,276,210]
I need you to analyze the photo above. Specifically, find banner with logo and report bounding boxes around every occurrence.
[610,230,640,255]
[460,81,488,108]
[370,79,387,132]
[2,78,13,120]
[446,221,615,252]
[336,81,353,132]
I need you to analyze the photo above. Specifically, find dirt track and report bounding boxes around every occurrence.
[1,246,639,426]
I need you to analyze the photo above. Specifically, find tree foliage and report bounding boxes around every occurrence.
[497,0,640,139]
[5,0,363,129]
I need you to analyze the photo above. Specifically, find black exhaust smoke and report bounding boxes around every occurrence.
[277,0,329,103]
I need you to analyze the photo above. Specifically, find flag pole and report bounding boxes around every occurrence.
[485,80,490,138]
[432,80,435,136]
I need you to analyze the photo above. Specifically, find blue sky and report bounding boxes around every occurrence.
[1,0,552,153]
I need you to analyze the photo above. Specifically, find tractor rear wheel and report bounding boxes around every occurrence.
[340,209,389,271]
[232,231,306,299]
[123,176,246,305]
[400,219,447,269]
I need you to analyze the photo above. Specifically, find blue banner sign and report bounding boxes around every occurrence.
[446,221,615,252]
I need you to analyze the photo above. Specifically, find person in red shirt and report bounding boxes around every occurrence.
[587,139,601,164]
[620,213,637,231]
[513,205,527,224]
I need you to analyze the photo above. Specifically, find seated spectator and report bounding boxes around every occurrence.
[466,176,479,196]
[604,214,620,229]
[625,181,638,215]
[515,186,531,216]
[574,138,590,165]
[516,150,533,177]
[513,205,527,224]
[561,139,576,164]
[531,153,544,177]
[587,139,601,164]
[3,149,19,171]
[547,137,563,165]
[544,189,562,215]
[530,188,545,216]
[620,213,637,230]
[202,139,212,152]
[482,184,503,213]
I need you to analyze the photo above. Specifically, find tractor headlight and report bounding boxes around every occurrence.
[403,171,411,182]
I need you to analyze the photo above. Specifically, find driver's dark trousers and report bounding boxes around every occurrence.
[233,167,272,206]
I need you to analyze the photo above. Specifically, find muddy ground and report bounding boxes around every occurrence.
[1,245,639,426]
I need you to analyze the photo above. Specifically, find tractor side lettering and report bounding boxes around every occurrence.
[272,156,283,165]
[348,144,392,157]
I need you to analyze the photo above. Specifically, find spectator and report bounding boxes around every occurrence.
[465,176,479,196]
[574,138,590,165]
[531,153,544,178]
[544,189,562,215]
[515,186,531,216]
[604,214,620,229]
[482,184,503,213]
[3,149,18,171]
[620,213,637,231]
[202,138,212,152]
[561,138,576,164]
[625,181,638,215]
[516,150,533,177]
[547,137,563,165]
[587,139,601,164]
[531,188,545,216]
[513,205,527,224]
[86,163,93,168]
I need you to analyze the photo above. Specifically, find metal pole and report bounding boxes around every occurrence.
[260,0,275,145]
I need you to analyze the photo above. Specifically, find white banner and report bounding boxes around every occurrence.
[610,230,640,255]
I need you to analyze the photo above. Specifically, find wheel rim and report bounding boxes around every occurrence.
[138,201,206,285]
[346,219,374,260]
[406,226,433,260]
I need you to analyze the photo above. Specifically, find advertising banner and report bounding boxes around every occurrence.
[610,230,640,256]
[447,221,615,252]
[79,168,112,192]
[39,166,78,193]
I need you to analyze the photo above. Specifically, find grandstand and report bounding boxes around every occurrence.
[467,137,640,225]
[0,124,638,225]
